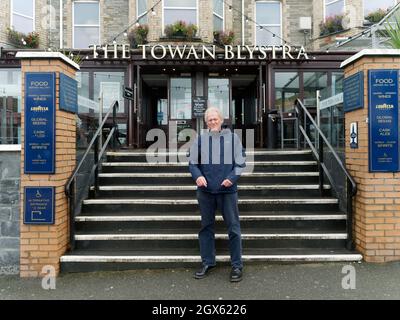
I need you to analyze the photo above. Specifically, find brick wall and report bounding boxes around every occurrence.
[344,55,400,263]
[0,151,20,274]
[19,56,77,277]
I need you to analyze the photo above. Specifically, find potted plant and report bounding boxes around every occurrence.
[7,28,40,48]
[365,8,388,24]
[213,30,235,46]
[128,24,149,48]
[164,20,198,39]
[319,15,344,36]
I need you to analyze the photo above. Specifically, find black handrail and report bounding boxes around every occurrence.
[65,100,119,249]
[295,98,357,250]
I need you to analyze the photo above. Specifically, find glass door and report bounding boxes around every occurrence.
[169,77,195,147]
[207,78,230,128]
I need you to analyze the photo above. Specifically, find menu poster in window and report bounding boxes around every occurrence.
[100,82,121,111]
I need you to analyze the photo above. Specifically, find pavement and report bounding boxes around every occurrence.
[1,261,400,300]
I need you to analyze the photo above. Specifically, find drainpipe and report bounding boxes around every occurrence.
[60,0,63,49]
[241,0,244,45]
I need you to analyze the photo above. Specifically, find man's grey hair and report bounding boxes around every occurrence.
[204,107,223,122]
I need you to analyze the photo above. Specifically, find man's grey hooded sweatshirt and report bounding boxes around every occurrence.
[188,128,246,194]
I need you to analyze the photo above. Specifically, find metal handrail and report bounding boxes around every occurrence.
[295,98,357,250]
[65,100,119,249]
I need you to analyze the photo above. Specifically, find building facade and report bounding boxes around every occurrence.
[0,1,399,274]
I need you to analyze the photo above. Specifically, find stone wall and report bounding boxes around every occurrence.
[0,151,20,274]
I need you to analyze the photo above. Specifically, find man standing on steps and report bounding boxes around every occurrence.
[188,107,246,282]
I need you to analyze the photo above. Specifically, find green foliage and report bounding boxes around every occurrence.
[60,49,84,65]
[319,15,344,36]
[164,21,198,39]
[365,8,388,24]
[384,16,400,49]
[128,24,149,48]
[7,28,39,48]
[213,30,235,46]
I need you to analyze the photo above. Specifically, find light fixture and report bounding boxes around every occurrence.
[245,17,249,24]
[123,32,128,37]
[151,8,156,15]
[113,40,116,44]
[259,26,263,30]
[135,22,140,27]
[228,5,232,11]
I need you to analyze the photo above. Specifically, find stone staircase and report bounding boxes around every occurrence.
[60,149,362,272]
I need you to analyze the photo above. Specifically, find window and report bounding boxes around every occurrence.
[163,0,197,28]
[73,1,100,49]
[0,69,22,145]
[208,78,229,119]
[324,0,345,20]
[213,0,224,32]
[274,72,299,112]
[363,0,395,17]
[11,0,35,33]
[137,0,148,24]
[170,78,192,119]
[255,1,282,46]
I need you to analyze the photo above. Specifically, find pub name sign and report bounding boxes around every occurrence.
[89,44,309,60]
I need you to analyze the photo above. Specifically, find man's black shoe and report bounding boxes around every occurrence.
[194,265,215,279]
[230,268,243,282]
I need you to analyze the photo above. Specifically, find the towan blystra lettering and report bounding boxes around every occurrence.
[89,43,309,60]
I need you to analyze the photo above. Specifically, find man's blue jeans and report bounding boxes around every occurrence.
[196,190,243,269]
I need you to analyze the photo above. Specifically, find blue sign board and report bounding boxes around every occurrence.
[60,73,78,113]
[368,69,399,172]
[344,71,364,112]
[24,72,56,174]
[24,187,55,224]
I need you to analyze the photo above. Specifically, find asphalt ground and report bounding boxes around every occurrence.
[1,261,399,300]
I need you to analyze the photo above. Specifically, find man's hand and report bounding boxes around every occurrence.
[196,176,208,187]
[221,179,233,187]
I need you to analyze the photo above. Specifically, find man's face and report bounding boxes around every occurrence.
[206,111,223,131]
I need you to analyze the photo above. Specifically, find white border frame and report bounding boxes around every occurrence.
[324,0,346,21]
[213,0,225,32]
[362,0,397,19]
[162,0,199,35]
[10,0,35,33]
[254,1,282,46]
[72,0,101,49]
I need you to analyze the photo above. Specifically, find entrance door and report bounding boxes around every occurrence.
[231,75,258,146]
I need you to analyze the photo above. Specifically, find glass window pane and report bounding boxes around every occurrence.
[74,3,99,25]
[274,72,299,112]
[208,78,229,119]
[303,72,328,107]
[164,9,197,25]
[12,14,34,33]
[93,72,125,113]
[213,0,223,16]
[12,0,33,17]
[165,0,196,7]
[213,15,223,31]
[74,26,99,48]
[325,0,344,18]
[256,2,281,25]
[364,0,394,16]
[138,15,148,24]
[256,26,281,46]
[0,69,21,144]
[170,78,192,119]
[138,0,147,16]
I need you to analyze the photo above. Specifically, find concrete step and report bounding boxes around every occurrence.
[81,197,339,213]
[98,172,320,185]
[60,247,362,273]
